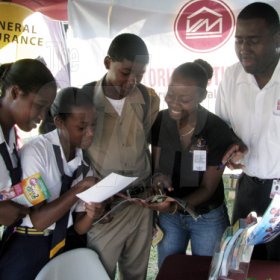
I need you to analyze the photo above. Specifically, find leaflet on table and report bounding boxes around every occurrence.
[247,193,280,245]
[208,226,233,280]
[0,173,50,207]
[208,195,280,279]
[76,172,138,203]
[208,219,254,280]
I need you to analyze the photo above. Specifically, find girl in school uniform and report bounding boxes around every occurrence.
[0,87,104,280]
[0,58,57,227]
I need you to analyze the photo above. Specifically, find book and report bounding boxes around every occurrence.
[220,226,245,276]
[246,193,280,245]
[0,173,50,207]
[208,226,233,280]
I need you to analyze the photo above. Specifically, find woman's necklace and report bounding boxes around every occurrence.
[180,127,195,138]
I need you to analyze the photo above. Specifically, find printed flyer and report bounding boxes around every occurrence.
[0,173,50,207]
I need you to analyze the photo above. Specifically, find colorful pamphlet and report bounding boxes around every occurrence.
[208,194,280,280]
[0,173,50,207]
[247,194,280,245]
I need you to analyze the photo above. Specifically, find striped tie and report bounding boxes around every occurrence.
[49,145,85,259]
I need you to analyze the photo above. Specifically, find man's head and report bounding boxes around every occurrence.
[104,33,149,98]
[235,2,280,78]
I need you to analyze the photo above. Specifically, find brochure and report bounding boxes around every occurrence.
[0,173,50,207]
[247,193,280,245]
[208,194,280,280]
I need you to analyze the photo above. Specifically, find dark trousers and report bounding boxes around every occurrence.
[0,233,52,280]
[0,227,86,280]
[232,173,280,261]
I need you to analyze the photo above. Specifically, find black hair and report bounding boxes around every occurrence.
[51,87,93,120]
[107,33,149,64]
[238,2,280,33]
[40,87,93,134]
[0,58,56,97]
[193,59,213,80]
[174,60,213,90]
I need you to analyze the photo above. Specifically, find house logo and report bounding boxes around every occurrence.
[174,0,235,53]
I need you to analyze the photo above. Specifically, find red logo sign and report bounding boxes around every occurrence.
[174,0,235,53]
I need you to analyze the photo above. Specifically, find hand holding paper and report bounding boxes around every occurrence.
[76,172,138,203]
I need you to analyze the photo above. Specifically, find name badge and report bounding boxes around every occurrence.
[270,179,280,198]
[191,137,207,171]
[193,150,207,171]
[273,99,280,116]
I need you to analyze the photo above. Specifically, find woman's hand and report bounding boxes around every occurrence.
[145,197,178,214]
[151,173,173,194]
[75,176,100,193]
[0,200,30,226]
[84,202,105,220]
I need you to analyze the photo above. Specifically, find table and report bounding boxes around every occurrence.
[156,254,280,280]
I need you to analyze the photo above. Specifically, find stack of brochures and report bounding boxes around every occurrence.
[208,194,280,280]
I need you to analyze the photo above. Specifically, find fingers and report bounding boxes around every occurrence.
[222,144,239,164]
[246,211,258,224]
[84,202,105,219]
[152,175,173,193]
[145,200,171,212]
[221,144,246,170]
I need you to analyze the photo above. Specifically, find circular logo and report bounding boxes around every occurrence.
[174,0,235,53]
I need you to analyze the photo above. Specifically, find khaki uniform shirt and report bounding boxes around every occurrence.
[87,78,160,184]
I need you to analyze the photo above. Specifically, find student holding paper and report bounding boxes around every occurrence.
[149,60,236,268]
[83,33,160,280]
[0,87,104,280]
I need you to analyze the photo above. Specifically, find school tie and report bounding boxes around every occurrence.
[49,145,87,259]
[0,142,22,247]
[0,143,22,185]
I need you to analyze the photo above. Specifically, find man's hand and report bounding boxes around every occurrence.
[221,143,248,170]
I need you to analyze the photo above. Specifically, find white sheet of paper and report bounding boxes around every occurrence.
[76,172,138,203]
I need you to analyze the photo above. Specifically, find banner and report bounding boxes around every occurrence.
[0,2,70,141]
[0,2,70,89]
[68,0,280,112]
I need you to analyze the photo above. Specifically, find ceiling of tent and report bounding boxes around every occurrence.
[8,0,68,21]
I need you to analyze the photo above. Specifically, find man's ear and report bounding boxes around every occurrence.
[104,56,111,70]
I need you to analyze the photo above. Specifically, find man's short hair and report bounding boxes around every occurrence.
[238,2,280,33]
[107,33,149,64]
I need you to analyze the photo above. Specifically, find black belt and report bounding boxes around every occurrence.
[178,201,222,215]
[122,185,146,197]
[247,175,275,185]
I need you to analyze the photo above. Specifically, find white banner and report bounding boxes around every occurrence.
[68,0,280,111]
